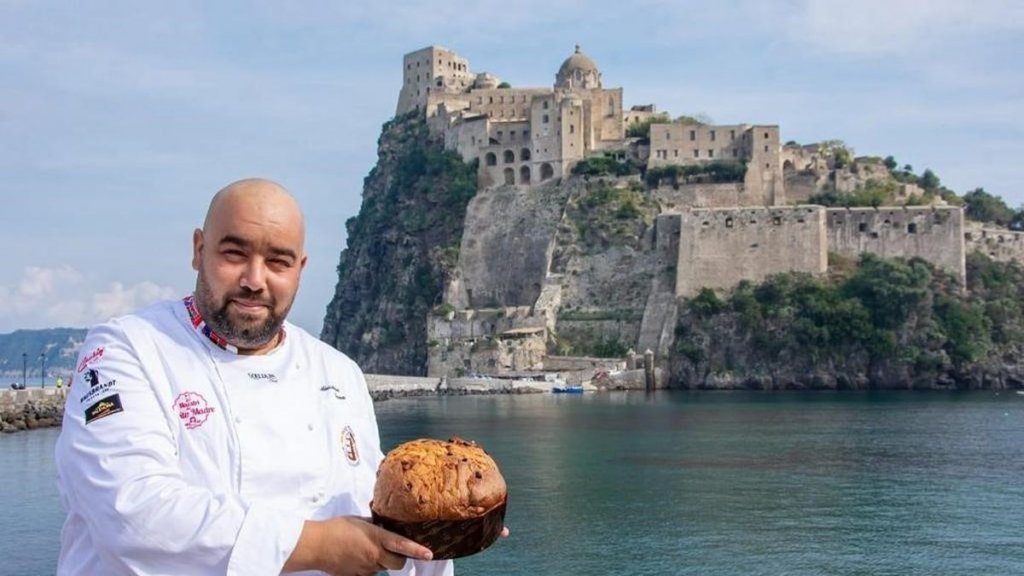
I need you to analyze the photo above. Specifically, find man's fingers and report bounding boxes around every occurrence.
[376,549,410,571]
[377,526,434,561]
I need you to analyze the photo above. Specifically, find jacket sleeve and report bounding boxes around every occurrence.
[55,320,306,575]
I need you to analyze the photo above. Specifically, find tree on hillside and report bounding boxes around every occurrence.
[963,187,1015,226]
[918,169,940,191]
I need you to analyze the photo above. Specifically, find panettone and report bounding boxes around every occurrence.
[371,437,507,559]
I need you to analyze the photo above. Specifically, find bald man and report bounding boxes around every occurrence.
[55,179,452,575]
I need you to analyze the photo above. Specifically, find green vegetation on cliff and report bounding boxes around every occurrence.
[674,253,1024,389]
[321,112,478,375]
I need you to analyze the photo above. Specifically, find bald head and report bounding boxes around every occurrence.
[191,178,308,354]
[203,178,305,245]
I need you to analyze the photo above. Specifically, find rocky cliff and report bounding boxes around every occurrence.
[323,114,1024,390]
[321,113,478,375]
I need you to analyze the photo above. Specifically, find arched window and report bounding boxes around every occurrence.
[503,149,515,163]
[485,152,497,166]
[520,148,531,161]
[504,167,515,185]
[540,163,554,181]
[543,100,549,110]
[520,166,531,184]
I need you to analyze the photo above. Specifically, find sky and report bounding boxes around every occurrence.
[1,0,1022,336]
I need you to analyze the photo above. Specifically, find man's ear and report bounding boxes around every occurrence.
[192,228,204,271]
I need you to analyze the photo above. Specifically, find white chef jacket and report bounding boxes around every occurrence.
[54,296,453,576]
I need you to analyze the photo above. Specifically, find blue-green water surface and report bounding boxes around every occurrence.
[3,391,1023,575]
[377,391,1024,576]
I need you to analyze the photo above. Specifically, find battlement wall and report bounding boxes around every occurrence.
[826,206,965,282]
[676,206,827,297]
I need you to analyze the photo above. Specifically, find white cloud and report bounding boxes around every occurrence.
[0,266,177,333]
[92,281,177,322]
[780,0,1024,56]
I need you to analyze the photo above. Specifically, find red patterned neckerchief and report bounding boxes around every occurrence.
[183,294,238,354]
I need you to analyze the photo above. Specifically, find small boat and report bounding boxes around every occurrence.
[552,384,584,394]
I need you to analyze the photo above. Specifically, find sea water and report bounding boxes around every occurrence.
[3,391,1023,575]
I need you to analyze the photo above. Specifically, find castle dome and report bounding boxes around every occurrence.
[555,45,601,90]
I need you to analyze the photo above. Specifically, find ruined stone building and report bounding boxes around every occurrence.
[396,45,975,378]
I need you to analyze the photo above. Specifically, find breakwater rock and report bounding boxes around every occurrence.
[365,374,547,401]
[1,388,66,433]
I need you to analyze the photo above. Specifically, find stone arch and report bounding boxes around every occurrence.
[783,159,795,173]
[485,152,497,166]
[520,147,531,161]
[503,149,515,164]
[540,163,554,181]
[520,165,531,184]
[503,167,515,185]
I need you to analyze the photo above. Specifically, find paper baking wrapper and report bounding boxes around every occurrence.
[371,499,507,560]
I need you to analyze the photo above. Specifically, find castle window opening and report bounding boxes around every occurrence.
[908,223,918,234]
[486,152,497,166]
[520,166,531,184]
[666,131,671,140]
[543,114,549,123]
[871,232,879,239]
[858,223,868,232]
[710,130,716,141]
[497,130,503,139]
[773,217,782,225]
[504,150,515,163]
[541,163,554,181]
[766,163,771,169]
[764,145,769,152]
[725,218,734,228]
[764,132,769,139]
[693,150,699,158]
[504,167,515,185]
[510,131,515,140]
[570,124,575,134]
[730,130,736,140]
[521,148,531,161]
[732,149,739,158]
[690,130,696,141]
[489,96,493,103]
[673,150,679,157]
[543,101,549,109]
[708,149,714,158]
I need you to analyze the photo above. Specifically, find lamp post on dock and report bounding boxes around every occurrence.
[39,352,46,388]
[22,353,27,389]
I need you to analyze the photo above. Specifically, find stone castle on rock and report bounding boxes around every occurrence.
[393,45,1022,378]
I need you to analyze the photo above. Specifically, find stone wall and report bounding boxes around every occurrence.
[826,206,965,283]
[0,388,66,433]
[652,183,752,211]
[675,206,828,297]
[965,222,1024,264]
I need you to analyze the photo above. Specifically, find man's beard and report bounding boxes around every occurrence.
[195,271,284,350]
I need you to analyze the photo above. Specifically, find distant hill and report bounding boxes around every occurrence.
[0,328,88,379]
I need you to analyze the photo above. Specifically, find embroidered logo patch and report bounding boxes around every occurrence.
[79,377,117,406]
[173,391,216,430]
[84,369,101,387]
[85,394,124,425]
[77,347,104,373]
[341,426,359,465]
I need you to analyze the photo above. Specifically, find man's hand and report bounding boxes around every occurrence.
[283,516,433,576]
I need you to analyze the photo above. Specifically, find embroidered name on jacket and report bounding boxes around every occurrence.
[248,372,278,383]
[319,384,346,400]
[173,391,216,430]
